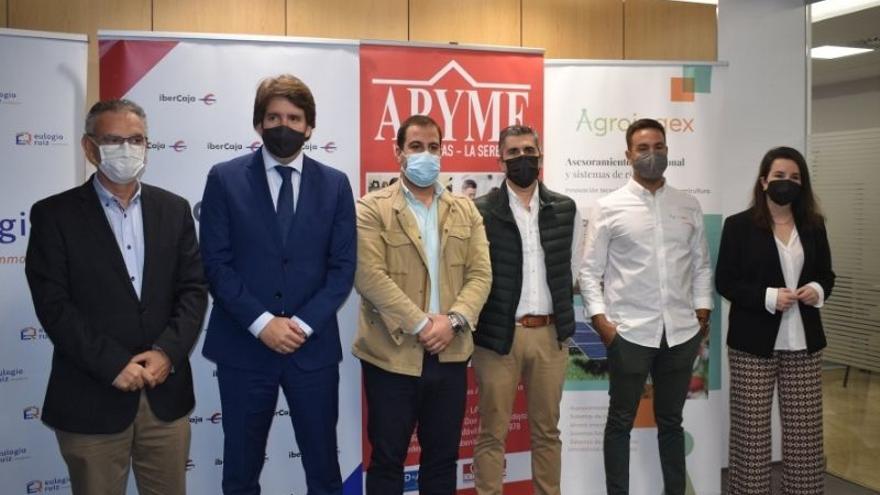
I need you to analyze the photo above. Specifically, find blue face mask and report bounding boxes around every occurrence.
[403,151,441,187]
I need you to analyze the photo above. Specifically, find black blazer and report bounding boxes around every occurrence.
[715,208,835,357]
[25,176,208,434]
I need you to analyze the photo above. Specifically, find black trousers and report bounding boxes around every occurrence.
[604,332,701,495]
[362,353,468,495]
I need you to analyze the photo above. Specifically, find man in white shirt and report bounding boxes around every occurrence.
[578,119,713,495]
[472,125,583,495]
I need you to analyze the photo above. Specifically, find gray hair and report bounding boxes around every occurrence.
[498,124,541,152]
[84,99,147,136]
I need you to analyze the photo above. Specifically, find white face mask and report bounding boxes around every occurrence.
[97,142,146,184]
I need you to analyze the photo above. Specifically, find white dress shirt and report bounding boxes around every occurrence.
[262,146,302,213]
[578,179,713,348]
[248,148,313,338]
[507,182,585,319]
[764,228,825,351]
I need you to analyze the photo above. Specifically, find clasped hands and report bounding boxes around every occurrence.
[775,285,819,311]
[419,314,456,355]
[259,316,308,355]
[112,349,171,392]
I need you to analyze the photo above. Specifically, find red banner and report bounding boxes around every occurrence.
[359,43,543,493]
[360,368,535,494]
[359,44,544,195]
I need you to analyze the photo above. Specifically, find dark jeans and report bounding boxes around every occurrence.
[362,353,468,495]
[604,332,701,495]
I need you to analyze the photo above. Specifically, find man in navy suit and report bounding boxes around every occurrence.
[199,74,356,495]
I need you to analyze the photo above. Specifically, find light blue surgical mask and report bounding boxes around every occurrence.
[403,151,441,187]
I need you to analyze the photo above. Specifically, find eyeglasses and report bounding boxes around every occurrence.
[88,134,148,146]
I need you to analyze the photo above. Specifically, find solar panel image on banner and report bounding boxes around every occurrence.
[570,321,606,360]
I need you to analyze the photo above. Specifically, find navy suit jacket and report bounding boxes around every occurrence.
[200,149,356,373]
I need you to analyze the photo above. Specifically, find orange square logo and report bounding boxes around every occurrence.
[671,77,696,102]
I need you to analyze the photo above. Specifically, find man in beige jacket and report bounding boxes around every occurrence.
[353,114,491,495]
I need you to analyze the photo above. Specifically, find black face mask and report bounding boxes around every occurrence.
[262,125,306,159]
[766,179,801,206]
[505,155,540,188]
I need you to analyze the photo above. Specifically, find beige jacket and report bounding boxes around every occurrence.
[352,181,492,376]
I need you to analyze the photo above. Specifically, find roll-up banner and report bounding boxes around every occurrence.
[359,41,544,494]
[0,28,88,494]
[98,30,362,494]
[545,60,726,495]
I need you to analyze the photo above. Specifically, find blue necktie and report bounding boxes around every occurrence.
[275,165,295,242]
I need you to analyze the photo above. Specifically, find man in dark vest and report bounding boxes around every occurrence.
[472,125,583,495]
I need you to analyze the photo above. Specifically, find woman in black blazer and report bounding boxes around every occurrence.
[716,146,835,495]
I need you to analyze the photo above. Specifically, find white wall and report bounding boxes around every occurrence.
[717,0,810,466]
[812,77,880,133]
[719,0,809,215]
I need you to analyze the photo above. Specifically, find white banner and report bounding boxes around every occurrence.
[544,61,726,495]
[97,31,362,494]
[0,28,88,494]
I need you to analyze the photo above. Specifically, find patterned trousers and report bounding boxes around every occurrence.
[728,348,824,495]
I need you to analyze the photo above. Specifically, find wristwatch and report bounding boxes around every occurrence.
[447,312,470,334]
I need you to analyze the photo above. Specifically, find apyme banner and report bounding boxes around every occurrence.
[98,30,361,494]
[544,61,726,495]
[0,28,87,494]
[359,41,544,494]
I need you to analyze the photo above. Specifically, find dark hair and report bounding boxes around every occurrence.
[253,74,316,128]
[396,115,442,149]
[85,99,147,135]
[751,146,824,230]
[498,124,540,152]
[625,118,666,149]
[462,179,477,189]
